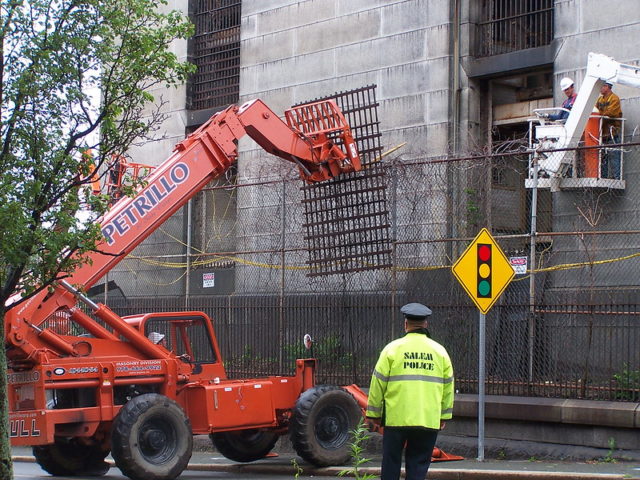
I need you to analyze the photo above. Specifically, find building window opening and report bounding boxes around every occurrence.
[189,0,241,111]
[477,0,554,57]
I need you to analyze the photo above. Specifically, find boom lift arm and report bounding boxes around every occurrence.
[562,53,640,153]
[5,98,361,365]
[536,53,640,176]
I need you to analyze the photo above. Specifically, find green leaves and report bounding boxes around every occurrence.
[337,418,378,480]
[0,0,194,310]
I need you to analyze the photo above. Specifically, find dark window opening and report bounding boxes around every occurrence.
[477,0,554,57]
[491,122,552,236]
[189,0,241,111]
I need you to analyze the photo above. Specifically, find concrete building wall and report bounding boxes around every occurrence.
[128,0,191,166]
[235,0,456,292]
[115,0,640,297]
[239,0,454,173]
[96,2,640,451]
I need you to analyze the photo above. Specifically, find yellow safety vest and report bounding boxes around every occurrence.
[366,332,454,430]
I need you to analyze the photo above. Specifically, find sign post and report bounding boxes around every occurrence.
[452,228,515,461]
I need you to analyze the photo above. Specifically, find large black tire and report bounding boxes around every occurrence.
[290,385,361,466]
[210,429,279,462]
[111,393,193,480]
[33,439,110,476]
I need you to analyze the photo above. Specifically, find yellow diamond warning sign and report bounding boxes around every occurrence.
[452,228,515,314]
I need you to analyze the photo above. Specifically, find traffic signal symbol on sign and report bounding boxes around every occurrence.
[477,243,491,298]
[452,229,515,314]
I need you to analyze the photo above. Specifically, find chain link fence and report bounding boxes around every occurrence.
[98,141,640,402]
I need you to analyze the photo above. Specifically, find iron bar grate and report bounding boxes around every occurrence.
[297,85,392,276]
[189,0,241,111]
[476,0,554,57]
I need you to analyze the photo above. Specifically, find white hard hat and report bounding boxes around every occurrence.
[560,77,574,91]
[148,332,165,344]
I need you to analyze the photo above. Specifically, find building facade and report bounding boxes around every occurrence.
[113,0,640,301]
[92,2,640,450]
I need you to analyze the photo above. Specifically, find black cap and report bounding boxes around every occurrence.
[401,303,432,320]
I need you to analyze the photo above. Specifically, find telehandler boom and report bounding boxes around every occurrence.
[5,98,363,480]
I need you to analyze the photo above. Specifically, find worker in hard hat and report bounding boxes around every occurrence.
[596,82,623,179]
[148,331,167,347]
[147,331,192,362]
[546,77,577,121]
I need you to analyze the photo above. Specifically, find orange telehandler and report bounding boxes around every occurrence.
[5,98,458,480]
[5,98,363,480]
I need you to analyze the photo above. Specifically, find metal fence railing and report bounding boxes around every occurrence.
[98,141,640,402]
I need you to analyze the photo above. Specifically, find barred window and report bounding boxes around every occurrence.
[189,0,241,111]
[476,0,554,57]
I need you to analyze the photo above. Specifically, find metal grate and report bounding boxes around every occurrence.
[189,0,241,111]
[476,0,554,57]
[298,85,392,276]
[100,142,640,400]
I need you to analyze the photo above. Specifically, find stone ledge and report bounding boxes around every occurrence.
[453,394,640,429]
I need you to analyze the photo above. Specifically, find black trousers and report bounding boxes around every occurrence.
[381,426,438,480]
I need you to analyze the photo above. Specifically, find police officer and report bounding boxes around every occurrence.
[366,303,454,480]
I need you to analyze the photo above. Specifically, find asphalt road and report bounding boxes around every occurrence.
[13,447,640,480]
[13,461,339,480]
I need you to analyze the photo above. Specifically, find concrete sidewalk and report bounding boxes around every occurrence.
[186,450,640,480]
[13,446,640,480]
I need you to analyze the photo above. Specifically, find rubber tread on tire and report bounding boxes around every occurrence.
[111,393,193,480]
[210,429,279,462]
[290,385,361,466]
[33,440,110,476]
